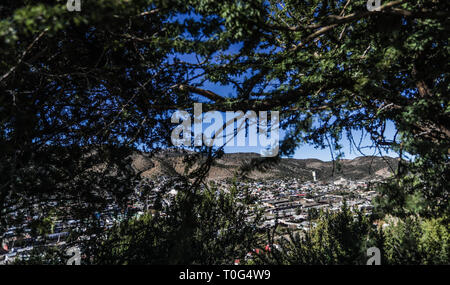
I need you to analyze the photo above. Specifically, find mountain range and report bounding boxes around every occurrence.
[130,151,399,182]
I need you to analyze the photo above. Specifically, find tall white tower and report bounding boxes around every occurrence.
[312,171,317,182]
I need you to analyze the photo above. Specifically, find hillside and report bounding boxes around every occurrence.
[131,151,398,182]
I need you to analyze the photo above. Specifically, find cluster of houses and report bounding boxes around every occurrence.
[1,174,380,264]
[0,176,184,264]
[215,175,379,231]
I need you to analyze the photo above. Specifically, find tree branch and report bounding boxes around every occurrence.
[0,28,48,83]
[176,84,226,102]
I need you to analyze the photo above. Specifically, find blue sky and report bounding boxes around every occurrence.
[171,46,399,161]
[172,78,399,161]
[203,83,399,161]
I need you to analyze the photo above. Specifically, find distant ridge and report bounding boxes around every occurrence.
[131,151,398,182]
